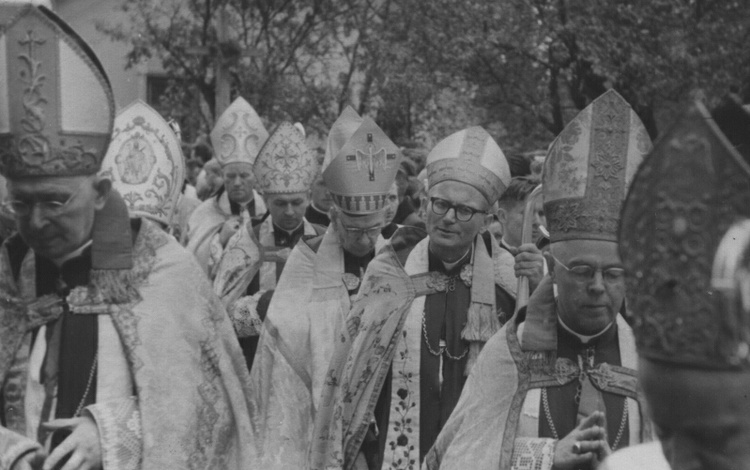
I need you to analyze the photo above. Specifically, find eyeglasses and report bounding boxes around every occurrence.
[430,197,486,222]
[550,253,625,282]
[6,181,88,217]
[341,224,383,238]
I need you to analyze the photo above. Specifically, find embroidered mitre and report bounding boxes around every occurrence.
[322,111,401,215]
[254,122,317,195]
[0,5,115,178]
[426,126,511,205]
[210,97,268,168]
[620,95,750,370]
[100,100,186,227]
[544,89,651,243]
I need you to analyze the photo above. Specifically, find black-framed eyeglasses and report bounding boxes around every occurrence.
[6,181,88,217]
[430,197,486,222]
[550,253,625,282]
[341,224,383,238]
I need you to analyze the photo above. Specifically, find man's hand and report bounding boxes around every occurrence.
[552,411,609,470]
[511,243,545,292]
[41,416,102,470]
[11,450,45,470]
[219,218,241,246]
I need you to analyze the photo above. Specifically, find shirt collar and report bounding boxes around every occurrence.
[557,311,614,345]
[51,239,93,267]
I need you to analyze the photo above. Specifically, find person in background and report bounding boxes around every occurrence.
[185,97,268,274]
[247,108,401,468]
[305,154,334,226]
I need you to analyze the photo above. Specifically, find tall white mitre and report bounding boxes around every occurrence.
[210,97,269,168]
[254,122,318,195]
[426,126,511,205]
[99,100,186,228]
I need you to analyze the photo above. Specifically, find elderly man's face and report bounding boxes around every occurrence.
[223,162,255,204]
[384,182,400,225]
[547,240,625,335]
[265,191,310,232]
[8,175,108,260]
[332,209,385,258]
[640,358,750,470]
[424,181,491,262]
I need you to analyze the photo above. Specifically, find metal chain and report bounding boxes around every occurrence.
[542,387,559,439]
[421,310,468,360]
[74,352,98,417]
[543,386,630,450]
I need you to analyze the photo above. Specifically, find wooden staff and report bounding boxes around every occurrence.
[514,185,544,314]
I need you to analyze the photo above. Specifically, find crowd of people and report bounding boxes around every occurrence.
[2,4,750,470]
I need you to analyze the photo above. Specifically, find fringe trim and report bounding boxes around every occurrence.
[90,269,142,305]
[462,302,501,375]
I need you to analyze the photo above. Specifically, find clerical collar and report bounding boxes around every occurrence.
[273,222,304,237]
[557,311,614,345]
[500,237,515,252]
[439,246,472,272]
[52,239,93,267]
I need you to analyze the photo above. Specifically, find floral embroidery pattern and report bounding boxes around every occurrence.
[387,330,417,470]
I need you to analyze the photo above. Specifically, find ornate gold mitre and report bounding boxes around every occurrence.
[620,95,750,370]
[99,100,186,227]
[543,89,651,243]
[426,126,511,205]
[0,5,115,178]
[254,122,317,195]
[322,114,401,214]
[210,97,268,168]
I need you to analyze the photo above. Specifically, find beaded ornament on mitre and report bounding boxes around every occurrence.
[323,116,401,215]
[254,122,317,195]
[0,5,115,178]
[620,95,750,370]
[210,97,268,168]
[426,127,511,205]
[543,89,651,243]
[99,100,186,227]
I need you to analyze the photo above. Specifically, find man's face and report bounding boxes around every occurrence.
[640,358,750,470]
[498,200,525,247]
[532,196,546,243]
[424,181,491,259]
[547,239,625,335]
[384,182,400,225]
[8,176,107,260]
[333,209,385,258]
[265,191,310,232]
[222,162,254,204]
[311,175,333,212]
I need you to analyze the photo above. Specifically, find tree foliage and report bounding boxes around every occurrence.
[100,0,750,152]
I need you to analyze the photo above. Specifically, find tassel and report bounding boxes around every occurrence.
[461,303,500,342]
[462,302,502,375]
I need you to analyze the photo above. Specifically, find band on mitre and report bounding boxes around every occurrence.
[426,159,507,206]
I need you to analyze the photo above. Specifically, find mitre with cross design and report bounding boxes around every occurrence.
[99,100,186,228]
[426,126,511,205]
[210,97,269,169]
[0,4,115,179]
[543,89,651,243]
[620,95,750,370]
[322,116,401,215]
[254,121,317,195]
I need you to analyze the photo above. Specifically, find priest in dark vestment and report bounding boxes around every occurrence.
[425,90,655,470]
[309,126,519,470]
[305,160,333,227]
